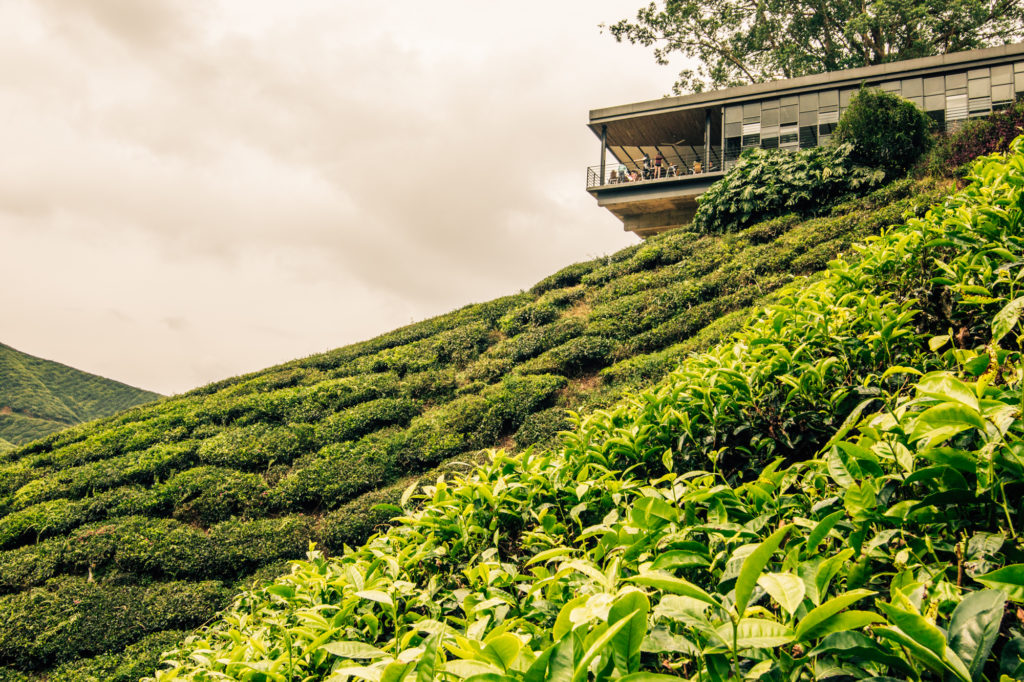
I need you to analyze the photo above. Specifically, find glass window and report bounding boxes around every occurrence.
[947,93,968,121]
[743,102,760,123]
[992,64,1013,85]
[818,109,839,125]
[924,94,945,111]
[779,125,798,145]
[761,107,779,127]
[902,78,923,98]
[993,83,1014,105]
[799,110,817,126]
[780,104,798,125]
[968,77,991,98]
[725,106,743,124]
[742,133,760,147]
[819,89,839,108]
[799,93,818,112]
[969,96,992,117]
[946,72,967,90]
[818,122,836,136]
[924,76,944,95]
[761,136,779,149]
[725,121,742,138]
[799,126,817,148]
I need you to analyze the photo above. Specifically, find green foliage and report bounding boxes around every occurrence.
[0,153,953,678]
[0,577,228,671]
[831,86,934,174]
[0,342,160,446]
[695,142,888,234]
[148,138,1024,682]
[926,98,1024,175]
[607,0,1024,94]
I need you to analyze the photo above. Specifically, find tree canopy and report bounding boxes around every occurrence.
[606,0,1024,94]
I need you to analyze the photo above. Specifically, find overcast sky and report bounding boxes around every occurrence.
[0,1,677,396]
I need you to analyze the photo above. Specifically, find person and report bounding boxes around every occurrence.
[654,151,664,178]
[642,153,652,179]
[692,160,702,174]
[608,169,618,184]
[618,163,627,182]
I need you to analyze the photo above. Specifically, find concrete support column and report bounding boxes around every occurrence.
[600,124,607,184]
[704,110,712,170]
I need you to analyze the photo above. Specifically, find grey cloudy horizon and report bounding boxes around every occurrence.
[0,0,677,396]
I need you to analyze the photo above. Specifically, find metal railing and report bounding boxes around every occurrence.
[587,147,724,188]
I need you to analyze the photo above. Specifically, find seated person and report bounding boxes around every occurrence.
[692,160,703,174]
[609,170,618,184]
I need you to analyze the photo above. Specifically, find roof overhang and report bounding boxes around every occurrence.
[588,41,1024,137]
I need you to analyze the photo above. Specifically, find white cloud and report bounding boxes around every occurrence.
[0,0,679,394]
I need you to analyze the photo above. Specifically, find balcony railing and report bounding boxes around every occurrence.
[587,147,724,189]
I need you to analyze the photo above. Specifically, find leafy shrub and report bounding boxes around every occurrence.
[0,485,163,551]
[313,397,421,448]
[46,629,188,682]
[490,318,586,362]
[529,260,598,294]
[519,335,617,377]
[694,143,886,234]
[926,98,1024,175]
[154,141,1024,682]
[400,369,457,402]
[832,85,934,174]
[10,444,194,512]
[159,466,269,525]
[512,407,569,450]
[195,423,312,470]
[0,577,229,670]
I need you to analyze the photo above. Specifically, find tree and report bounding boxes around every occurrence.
[606,0,1024,94]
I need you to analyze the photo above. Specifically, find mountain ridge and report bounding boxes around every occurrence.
[0,342,161,445]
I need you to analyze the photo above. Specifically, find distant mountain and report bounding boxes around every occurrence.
[0,342,161,445]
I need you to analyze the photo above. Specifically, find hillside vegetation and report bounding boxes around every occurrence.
[0,343,161,445]
[148,142,1024,680]
[0,171,944,679]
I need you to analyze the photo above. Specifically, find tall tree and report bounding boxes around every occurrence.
[606,0,1024,94]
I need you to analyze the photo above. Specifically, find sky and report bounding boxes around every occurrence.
[0,0,678,396]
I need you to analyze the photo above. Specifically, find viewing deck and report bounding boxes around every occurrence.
[588,42,1024,238]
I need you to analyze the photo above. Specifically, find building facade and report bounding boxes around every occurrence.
[588,43,1024,238]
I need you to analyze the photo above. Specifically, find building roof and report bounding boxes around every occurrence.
[589,42,1024,129]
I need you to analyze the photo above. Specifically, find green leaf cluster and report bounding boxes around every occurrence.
[148,140,1024,680]
[693,143,887,235]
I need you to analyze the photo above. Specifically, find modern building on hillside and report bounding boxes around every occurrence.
[588,42,1024,237]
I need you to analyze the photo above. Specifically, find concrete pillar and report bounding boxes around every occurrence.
[600,124,607,184]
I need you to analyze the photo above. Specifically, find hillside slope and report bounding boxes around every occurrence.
[0,343,161,445]
[0,178,944,680]
[151,145,1024,679]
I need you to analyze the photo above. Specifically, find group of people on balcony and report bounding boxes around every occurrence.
[607,152,706,184]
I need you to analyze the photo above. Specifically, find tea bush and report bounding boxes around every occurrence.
[832,85,934,174]
[694,143,887,234]
[0,161,949,678]
[152,140,1024,682]
[926,98,1024,174]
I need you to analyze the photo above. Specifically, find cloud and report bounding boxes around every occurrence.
[0,0,673,394]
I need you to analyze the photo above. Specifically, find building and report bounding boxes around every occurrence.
[587,43,1024,238]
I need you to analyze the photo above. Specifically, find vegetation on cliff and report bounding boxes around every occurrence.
[150,140,1024,681]
[0,342,161,446]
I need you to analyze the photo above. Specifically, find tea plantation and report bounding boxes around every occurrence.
[0,170,947,679]
[147,142,1024,680]
[0,342,161,446]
